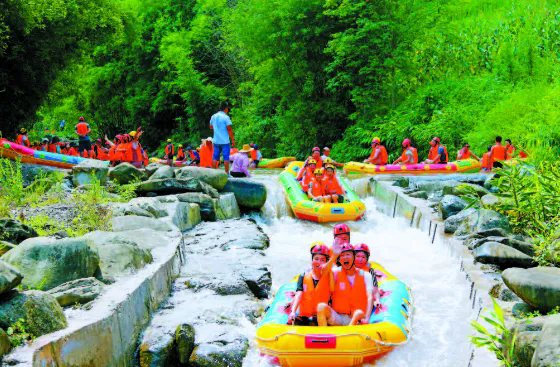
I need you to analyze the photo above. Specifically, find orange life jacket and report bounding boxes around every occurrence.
[108,145,118,161]
[189,150,195,160]
[481,152,492,170]
[492,144,507,161]
[16,135,30,147]
[97,149,108,160]
[165,143,174,156]
[76,122,89,135]
[370,145,388,165]
[332,269,368,316]
[116,143,128,162]
[458,148,471,160]
[428,144,448,163]
[301,167,315,192]
[322,175,344,195]
[401,147,418,164]
[81,149,89,158]
[519,150,528,158]
[250,149,257,161]
[299,271,331,317]
[68,147,78,156]
[177,148,185,160]
[308,177,325,198]
[122,143,137,162]
[199,144,213,167]
[47,144,57,153]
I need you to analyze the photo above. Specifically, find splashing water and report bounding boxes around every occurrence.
[242,171,496,367]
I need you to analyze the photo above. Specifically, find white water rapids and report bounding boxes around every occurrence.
[240,170,498,367]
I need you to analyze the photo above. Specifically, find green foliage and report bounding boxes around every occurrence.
[0,159,25,217]
[113,179,140,203]
[521,306,560,319]
[470,298,516,367]
[70,176,112,236]
[6,318,33,347]
[458,183,487,211]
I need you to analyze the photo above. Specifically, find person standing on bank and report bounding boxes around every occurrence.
[210,102,235,174]
[75,116,92,155]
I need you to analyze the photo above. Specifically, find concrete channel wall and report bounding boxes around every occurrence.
[370,178,497,366]
[5,231,185,367]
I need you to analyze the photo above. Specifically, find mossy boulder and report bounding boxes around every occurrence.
[0,218,38,244]
[176,324,195,364]
[109,163,145,185]
[0,241,15,256]
[2,237,101,291]
[176,167,228,191]
[221,178,267,210]
[0,290,67,338]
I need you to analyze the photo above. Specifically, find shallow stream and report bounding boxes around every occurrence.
[241,171,497,367]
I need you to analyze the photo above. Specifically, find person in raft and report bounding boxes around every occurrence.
[457,143,481,161]
[423,137,448,164]
[321,147,344,167]
[322,164,345,203]
[250,144,262,169]
[192,147,201,166]
[317,241,375,326]
[75,116,92,156]
[16,128,30,147]
[480,145,493,172]
[230,144,252,178]
[288,242,334,326]
[298,159,317,193]
[210,101,235,174]
[363,137,388,165]
[177,144,186,162]
[490,136,507,169]
[164,139,174,167]
[353,243,381,310]
[392,138,418,165]
[308,168,326,202]
[505,139,529,159]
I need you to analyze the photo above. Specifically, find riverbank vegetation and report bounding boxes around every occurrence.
[2,0,559,160]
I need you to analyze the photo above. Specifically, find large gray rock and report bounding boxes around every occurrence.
[443,182,489,198]
[47,277,105,307]
[438,195,468,220]
[109,163,145,185]
[20,163,66,187]
[85,233,153,283]
[189,337,248,367]
[127,197,168,218]
[177,193,218,221]
[468,236,535,256]
[443,208,477,234]
[0,290,67,337]
[113,205,154,218]
[83,229,168,252]
[72,159,109,186]
[473,242,535,269]
[138,324,176,367]
[0,328,11,358]
[112,216,172,232]
[134,178,208,196]
[215,193,241,220]
[483,174,496,190]
[2,237,100,291]
[502,267,560,313]
[145,163,164,177]
[408,191,428,199]
[449,209,511,236]
[176,167,228,191]
[0,260,23,295]
[392,177,410,188]
[481,193,514,207]
[221,178,267,210]
[532,314,560,367]
[0,218,38,244]
[150,166,175,180]
[172,203,202,232]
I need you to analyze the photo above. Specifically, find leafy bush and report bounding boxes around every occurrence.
[0,159,25,217]
[70,175,112,236]
[6,318,33,347]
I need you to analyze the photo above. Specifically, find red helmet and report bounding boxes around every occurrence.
[79,116,85,121]
[310,243,331,259]
[433,137,440,143]
[334,223,350,237]
[354,243,370,258]
[402,138,411,148]
[312,146,320,152]
[339,243,354,254]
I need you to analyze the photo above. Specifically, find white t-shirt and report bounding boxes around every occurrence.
[332,267,373,293]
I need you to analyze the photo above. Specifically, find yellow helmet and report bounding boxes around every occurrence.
[314,168,323,175]
[129,131,137,137]
[323,157,333,164]
[308,159,317,165]
[167,139,172,143]
[178,144,183,148]
[325,164,335,171]
[372,137,380,143]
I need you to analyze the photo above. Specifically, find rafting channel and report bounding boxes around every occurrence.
[240,170,498,367]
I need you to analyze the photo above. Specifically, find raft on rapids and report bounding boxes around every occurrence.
[280,162,365,222]
[256,262,412,367]
[0,139,95,169]
[258,157,296,169]
[343,158,481,175]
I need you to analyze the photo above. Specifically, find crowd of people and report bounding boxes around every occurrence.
[364,135,528,171]
[296,147,346,203]
[288,224,381,326]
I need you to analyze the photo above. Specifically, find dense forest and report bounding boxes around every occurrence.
[2,0,560,161]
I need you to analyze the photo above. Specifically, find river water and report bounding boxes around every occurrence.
[241,170,497,367]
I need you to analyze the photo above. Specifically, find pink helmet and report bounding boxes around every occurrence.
[334,223,350,237]
[310,243,331,259]
[402,138,411,148]
[339,243,354,255]
[312,146,320,152]
[354,243,370,258]
[433,137,440,143]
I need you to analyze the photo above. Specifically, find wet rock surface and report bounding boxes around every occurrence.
[150,166,175,180]
[2,237,101,290]
[47,277,105,307]
[502,267,560,313]
[473,242,534,269]
[172,203,201,232]
[72,159,109,186]
[138,219,269,367]
[112,216,172,232]
[438,195,467,220]
[222,178,267,210]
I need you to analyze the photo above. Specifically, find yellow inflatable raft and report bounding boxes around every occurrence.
[258,157,297,169]
[256,262,412,366]
[280,162,366,222]
[343,158,481,175]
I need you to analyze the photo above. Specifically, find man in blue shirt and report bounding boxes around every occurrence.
[210,102,235,174]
